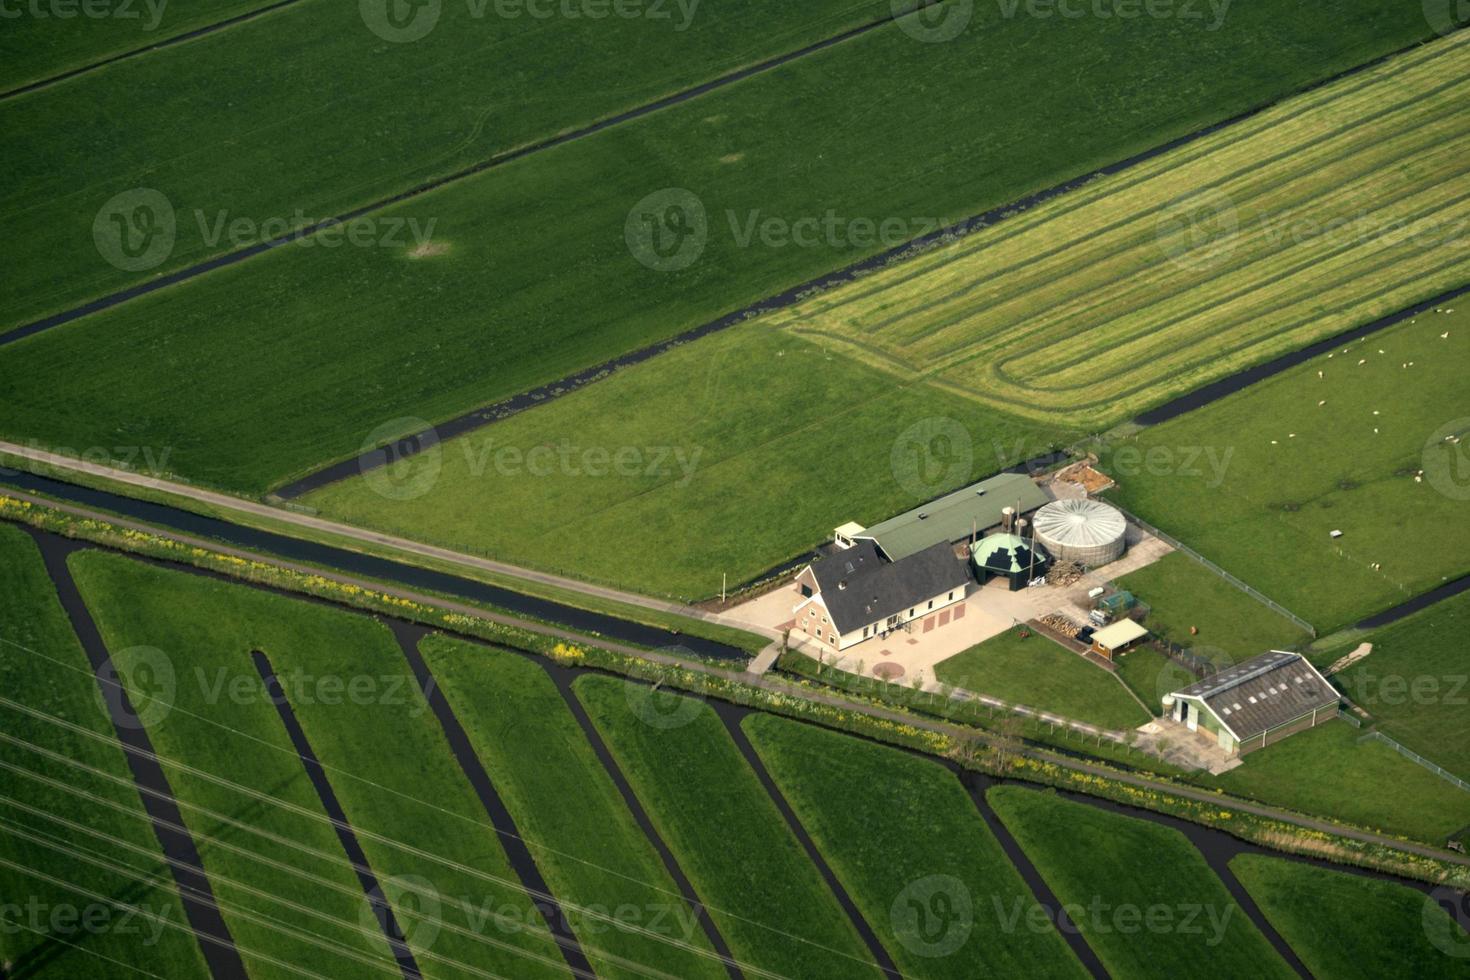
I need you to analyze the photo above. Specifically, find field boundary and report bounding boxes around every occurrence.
[1111,507,1317,637]
[1356,729,1470,795]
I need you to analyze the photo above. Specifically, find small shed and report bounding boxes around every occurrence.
[969,533,1048,591]
[1089,619,1148,660]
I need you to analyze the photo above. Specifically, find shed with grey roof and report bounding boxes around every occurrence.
[1162,651,1338,756]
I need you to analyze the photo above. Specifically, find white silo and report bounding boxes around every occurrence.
[1032,499,1127,566]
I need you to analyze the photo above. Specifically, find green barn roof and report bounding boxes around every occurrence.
[861,472,1050,562]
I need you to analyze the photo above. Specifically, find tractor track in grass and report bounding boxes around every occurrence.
[264,26,1470,500]
[391,620,596,979]
[714,703,901,980]
[0,0,956,351]
[0,0,313,103]
[31,530,250,980]
[252,648,424,980]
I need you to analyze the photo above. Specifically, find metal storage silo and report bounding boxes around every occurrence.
[1032,499,1127,566]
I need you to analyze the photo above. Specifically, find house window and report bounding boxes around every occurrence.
[948,591,955,601]
[863,626,869,638]
[800,584,812,597]
[927,599,934,610]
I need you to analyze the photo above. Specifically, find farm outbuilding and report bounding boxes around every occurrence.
[1088,619,1148,660]
[1033,498,1127,566]
[835,472,1049,562]
[969,533,1048,591]
[1161,651,1338,756]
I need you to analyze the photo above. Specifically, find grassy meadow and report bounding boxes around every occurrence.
[1106,306,1470,630]
[0,1,1441,492]
[933,629,1150,732]
[67,550,407,979]
[1204,720,1470,843]
[988,786,1293,979]
[1230,854,1470,979]
[419,635,727,980]
[743,714,1087,979]
[769,32,1470,427]
[305,323,1064,599]
[0,527,210,979]
[573,675,883,980]
[1334,590,1470,782]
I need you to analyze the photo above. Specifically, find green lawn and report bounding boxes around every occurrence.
[0,2,1440,493]
[933,628,1150,732]
[419,634,726,980]
[0,526,209,979]
[1106,308,1470,631]
[573,674,882,980]
[71,549,570,980]
[307,323,1063,599]
[1230,854,1470,979]
[743,714,1086,978]
[68,549,404,980]
[1,0,892,331]
[1205,720,1470,843]
[0,0,279,93]
[1334,589,1470,782]
[988,785,1294,980]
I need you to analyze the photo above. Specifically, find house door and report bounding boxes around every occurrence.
[1185,704,1198,732]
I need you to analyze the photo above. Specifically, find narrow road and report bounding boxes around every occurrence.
[6,487,1468,879]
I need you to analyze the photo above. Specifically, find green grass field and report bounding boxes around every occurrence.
[306,323,1063,599]
[71,549,573,980]
[1230,854,1470,978]
[988,785,1294,979]
[0,1,1440,493]
[67,549,405,979]
[0,0,279,93]
[1,0,893,331]
[1106,306,1470,630]
[933,628,1150,732]
[743,713,1086,978]
[1204,720,1470,843]
[0,527,209,979]
[769,32,1470,428]
[1333,590,1470,782]
[1112,552,1311,712]
[573,675,882,979]
[419,634,726,980]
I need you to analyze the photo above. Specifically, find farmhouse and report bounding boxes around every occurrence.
[1162,651,1338,756]
[791,540,970,650]
[833,472,1049,561]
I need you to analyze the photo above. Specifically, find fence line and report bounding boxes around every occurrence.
[1114,507,1318,638]
[1357,728,1470,793]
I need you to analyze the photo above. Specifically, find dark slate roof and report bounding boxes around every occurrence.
[1173,651,1338,741]
[810,540,971,634]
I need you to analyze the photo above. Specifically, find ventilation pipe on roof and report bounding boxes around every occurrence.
[1001,507,1015,533]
